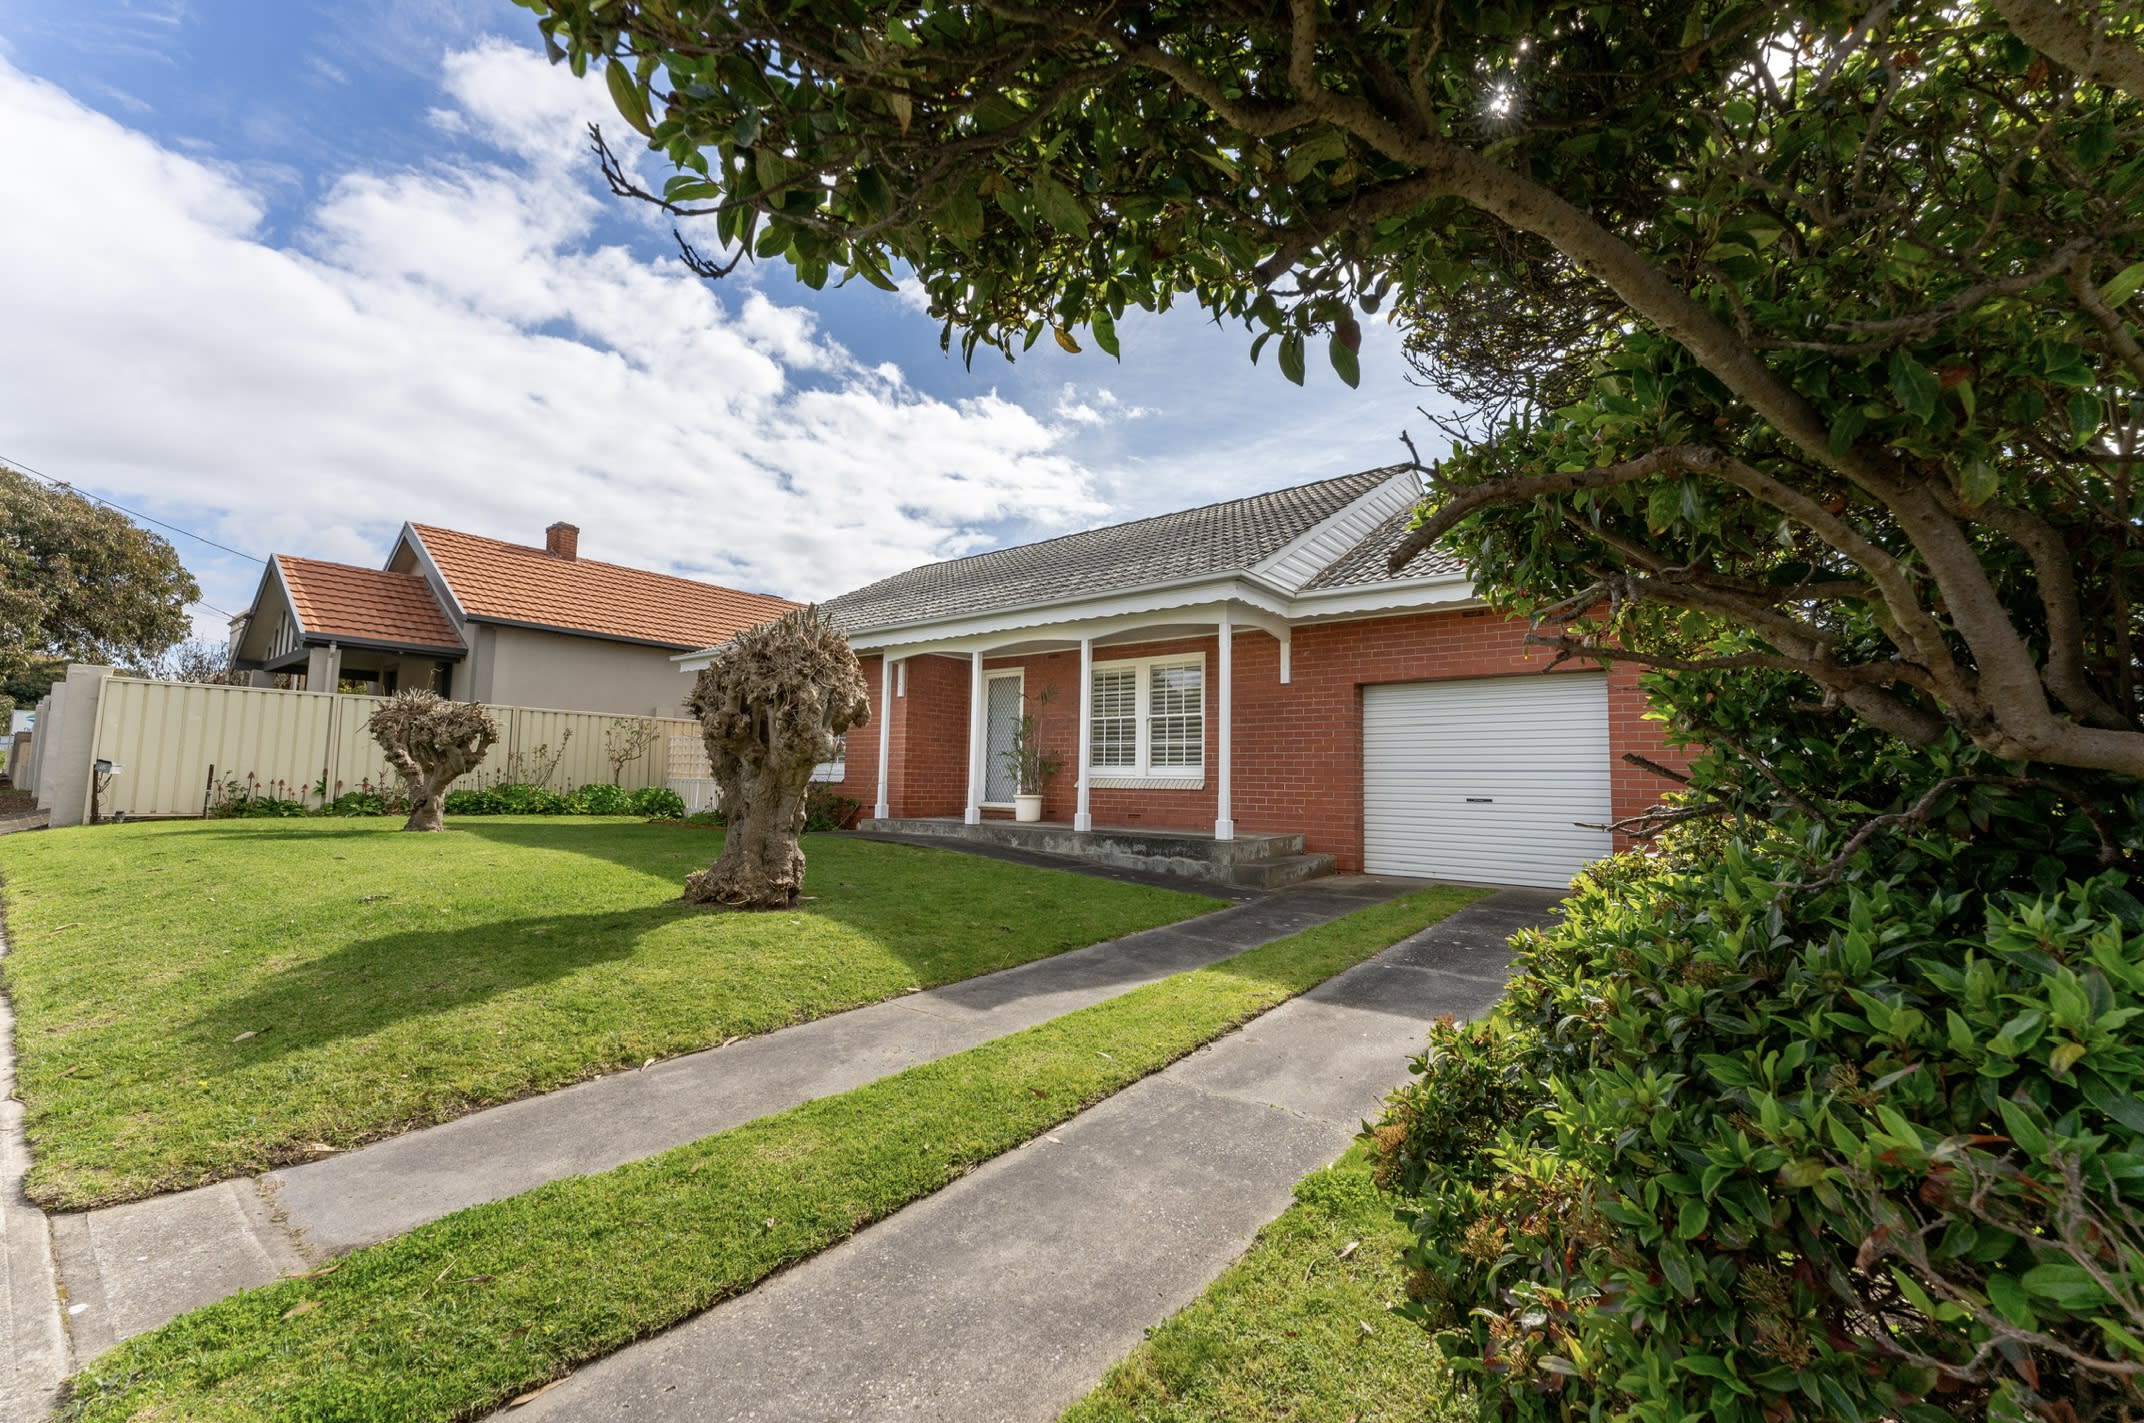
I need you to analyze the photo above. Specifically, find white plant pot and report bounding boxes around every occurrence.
[1013,793,1044,823]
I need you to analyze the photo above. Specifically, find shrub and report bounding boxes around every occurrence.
[323,790,387,817]
[573,782,630,815]
[625,785,685,819]
[803,782,861,833]
[1372,808,2144,1423]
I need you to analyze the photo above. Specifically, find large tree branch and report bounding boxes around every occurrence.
[1990,0,2144,102]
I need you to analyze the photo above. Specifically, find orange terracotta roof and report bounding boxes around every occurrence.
[409,524,800,648]
[276,556,464,652]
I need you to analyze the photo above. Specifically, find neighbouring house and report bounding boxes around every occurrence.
[680,468,1688,890]
[230,521,799,716]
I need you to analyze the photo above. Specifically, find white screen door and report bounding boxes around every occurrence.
[983,673,1024,804]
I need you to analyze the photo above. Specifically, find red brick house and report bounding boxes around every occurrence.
[681,468,1683,889]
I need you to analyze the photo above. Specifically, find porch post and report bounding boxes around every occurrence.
[1215,606,1235,841]
[965,650,984,825]
[874,654,893,820]
[1075,636,1093,832]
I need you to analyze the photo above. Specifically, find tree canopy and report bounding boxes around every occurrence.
[0,467,198,681]
[524,0,2144,782]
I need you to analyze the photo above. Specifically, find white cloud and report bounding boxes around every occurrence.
[0,41,1106,630]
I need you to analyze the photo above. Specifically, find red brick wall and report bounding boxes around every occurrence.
[863,610,1690,870]
[1234,609,1690,871]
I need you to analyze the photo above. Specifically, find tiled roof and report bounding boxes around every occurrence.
[276,556,463,652]
[1302,506,1466,590]
[822,470,1409,632]
[411,524,800,648]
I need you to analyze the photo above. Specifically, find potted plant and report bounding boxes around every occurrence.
[1000,689,1064,823]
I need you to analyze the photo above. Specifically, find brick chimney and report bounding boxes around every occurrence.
[545,522,579,560]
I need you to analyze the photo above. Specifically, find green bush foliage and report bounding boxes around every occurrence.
[206,778,681,821]
[439,782,686,818]
[804,782,861,832]
[1374,780,2144,1422]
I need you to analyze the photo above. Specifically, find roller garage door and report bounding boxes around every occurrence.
[1362,673,1614,889]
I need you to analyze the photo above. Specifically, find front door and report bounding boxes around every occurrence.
[983,672,1024,805]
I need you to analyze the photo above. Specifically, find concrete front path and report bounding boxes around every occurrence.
[47,877,1419,1361]
[504,889,1558,1423]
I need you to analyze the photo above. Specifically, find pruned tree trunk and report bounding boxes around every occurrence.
[685,607,869,909]
[368,692,498,832]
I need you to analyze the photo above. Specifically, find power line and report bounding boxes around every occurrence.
[0,451,265,564]
[0,452,253,626]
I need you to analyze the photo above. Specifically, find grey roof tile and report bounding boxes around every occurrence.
[1302,506,1466,590]
[822,469,1410,631]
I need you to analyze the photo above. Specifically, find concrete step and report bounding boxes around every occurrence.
[855,818,1333,890]
[1224,853,1340,891]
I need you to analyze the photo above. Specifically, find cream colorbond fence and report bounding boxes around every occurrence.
[86,676,698,820]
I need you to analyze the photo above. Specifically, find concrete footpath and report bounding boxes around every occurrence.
[506,889,1557,1423]
[44,878,1420,1362]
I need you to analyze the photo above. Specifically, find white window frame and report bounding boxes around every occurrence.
[1088,652,1206,790]
[811,732,848,784]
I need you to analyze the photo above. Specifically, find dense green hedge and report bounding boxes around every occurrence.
[1374,808,2144,1422]
[215,783,685,820]
[443,783,686,818]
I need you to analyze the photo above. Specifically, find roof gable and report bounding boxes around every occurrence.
[408,524,800,648]
[274,556,463,652]
[821,469,1412,633]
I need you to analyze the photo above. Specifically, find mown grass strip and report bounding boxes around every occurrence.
[1060,1148,1472,1423]
[60,886,1484,1423]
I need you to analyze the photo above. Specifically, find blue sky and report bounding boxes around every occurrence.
[0,0,1452,636]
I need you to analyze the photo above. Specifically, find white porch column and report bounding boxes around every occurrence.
[874,655,894,820]
[1075,636,1094,832]
[964,650,985,825]
[1215,606,1235,841]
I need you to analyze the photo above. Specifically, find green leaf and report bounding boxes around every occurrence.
[1278,332,1306,386]
[1987,1272,2037,1329]
[1676,1198,1709,1240]
[2070,391,2105,449]
[2101,261,2144,309]
[1779,1158,1828,1187]
[939,186,985,242]
[1889,350,1940,423]
[1958,458,1999,507]
[1090,309,1121,360]
[1829,405,1867,457]
[2022,1261,2108,1309]
[1030,174,1090,237]
[605,60,653,137]
[1328,331,1361,388]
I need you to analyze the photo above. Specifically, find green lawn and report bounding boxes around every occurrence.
[0,817,1218,1208]
[1061,1149,1471,1423]
[58,886,1482,1423]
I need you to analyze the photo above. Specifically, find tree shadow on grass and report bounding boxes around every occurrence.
[185,901,696,1065]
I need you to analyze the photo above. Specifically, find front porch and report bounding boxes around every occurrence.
[859,816,1336,890]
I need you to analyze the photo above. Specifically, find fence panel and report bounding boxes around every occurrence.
[92,679,340,818]
[87,679,708,818]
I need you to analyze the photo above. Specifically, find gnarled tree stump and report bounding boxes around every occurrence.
[686,607,869,909]
[367,691,499,831]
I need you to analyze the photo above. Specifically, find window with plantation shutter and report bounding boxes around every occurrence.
[1090,667,1137,768]
[1087,653,1205,784]
[1148,663,1203,768]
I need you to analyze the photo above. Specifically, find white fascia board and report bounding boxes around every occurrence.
[395,525,470,622]
[1246,470,1421,593]
[267,557,305,639]
[1287,573,1480,619]
[844,578,1295,656]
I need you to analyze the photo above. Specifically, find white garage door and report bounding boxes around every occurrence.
[1362,674,1614,889]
